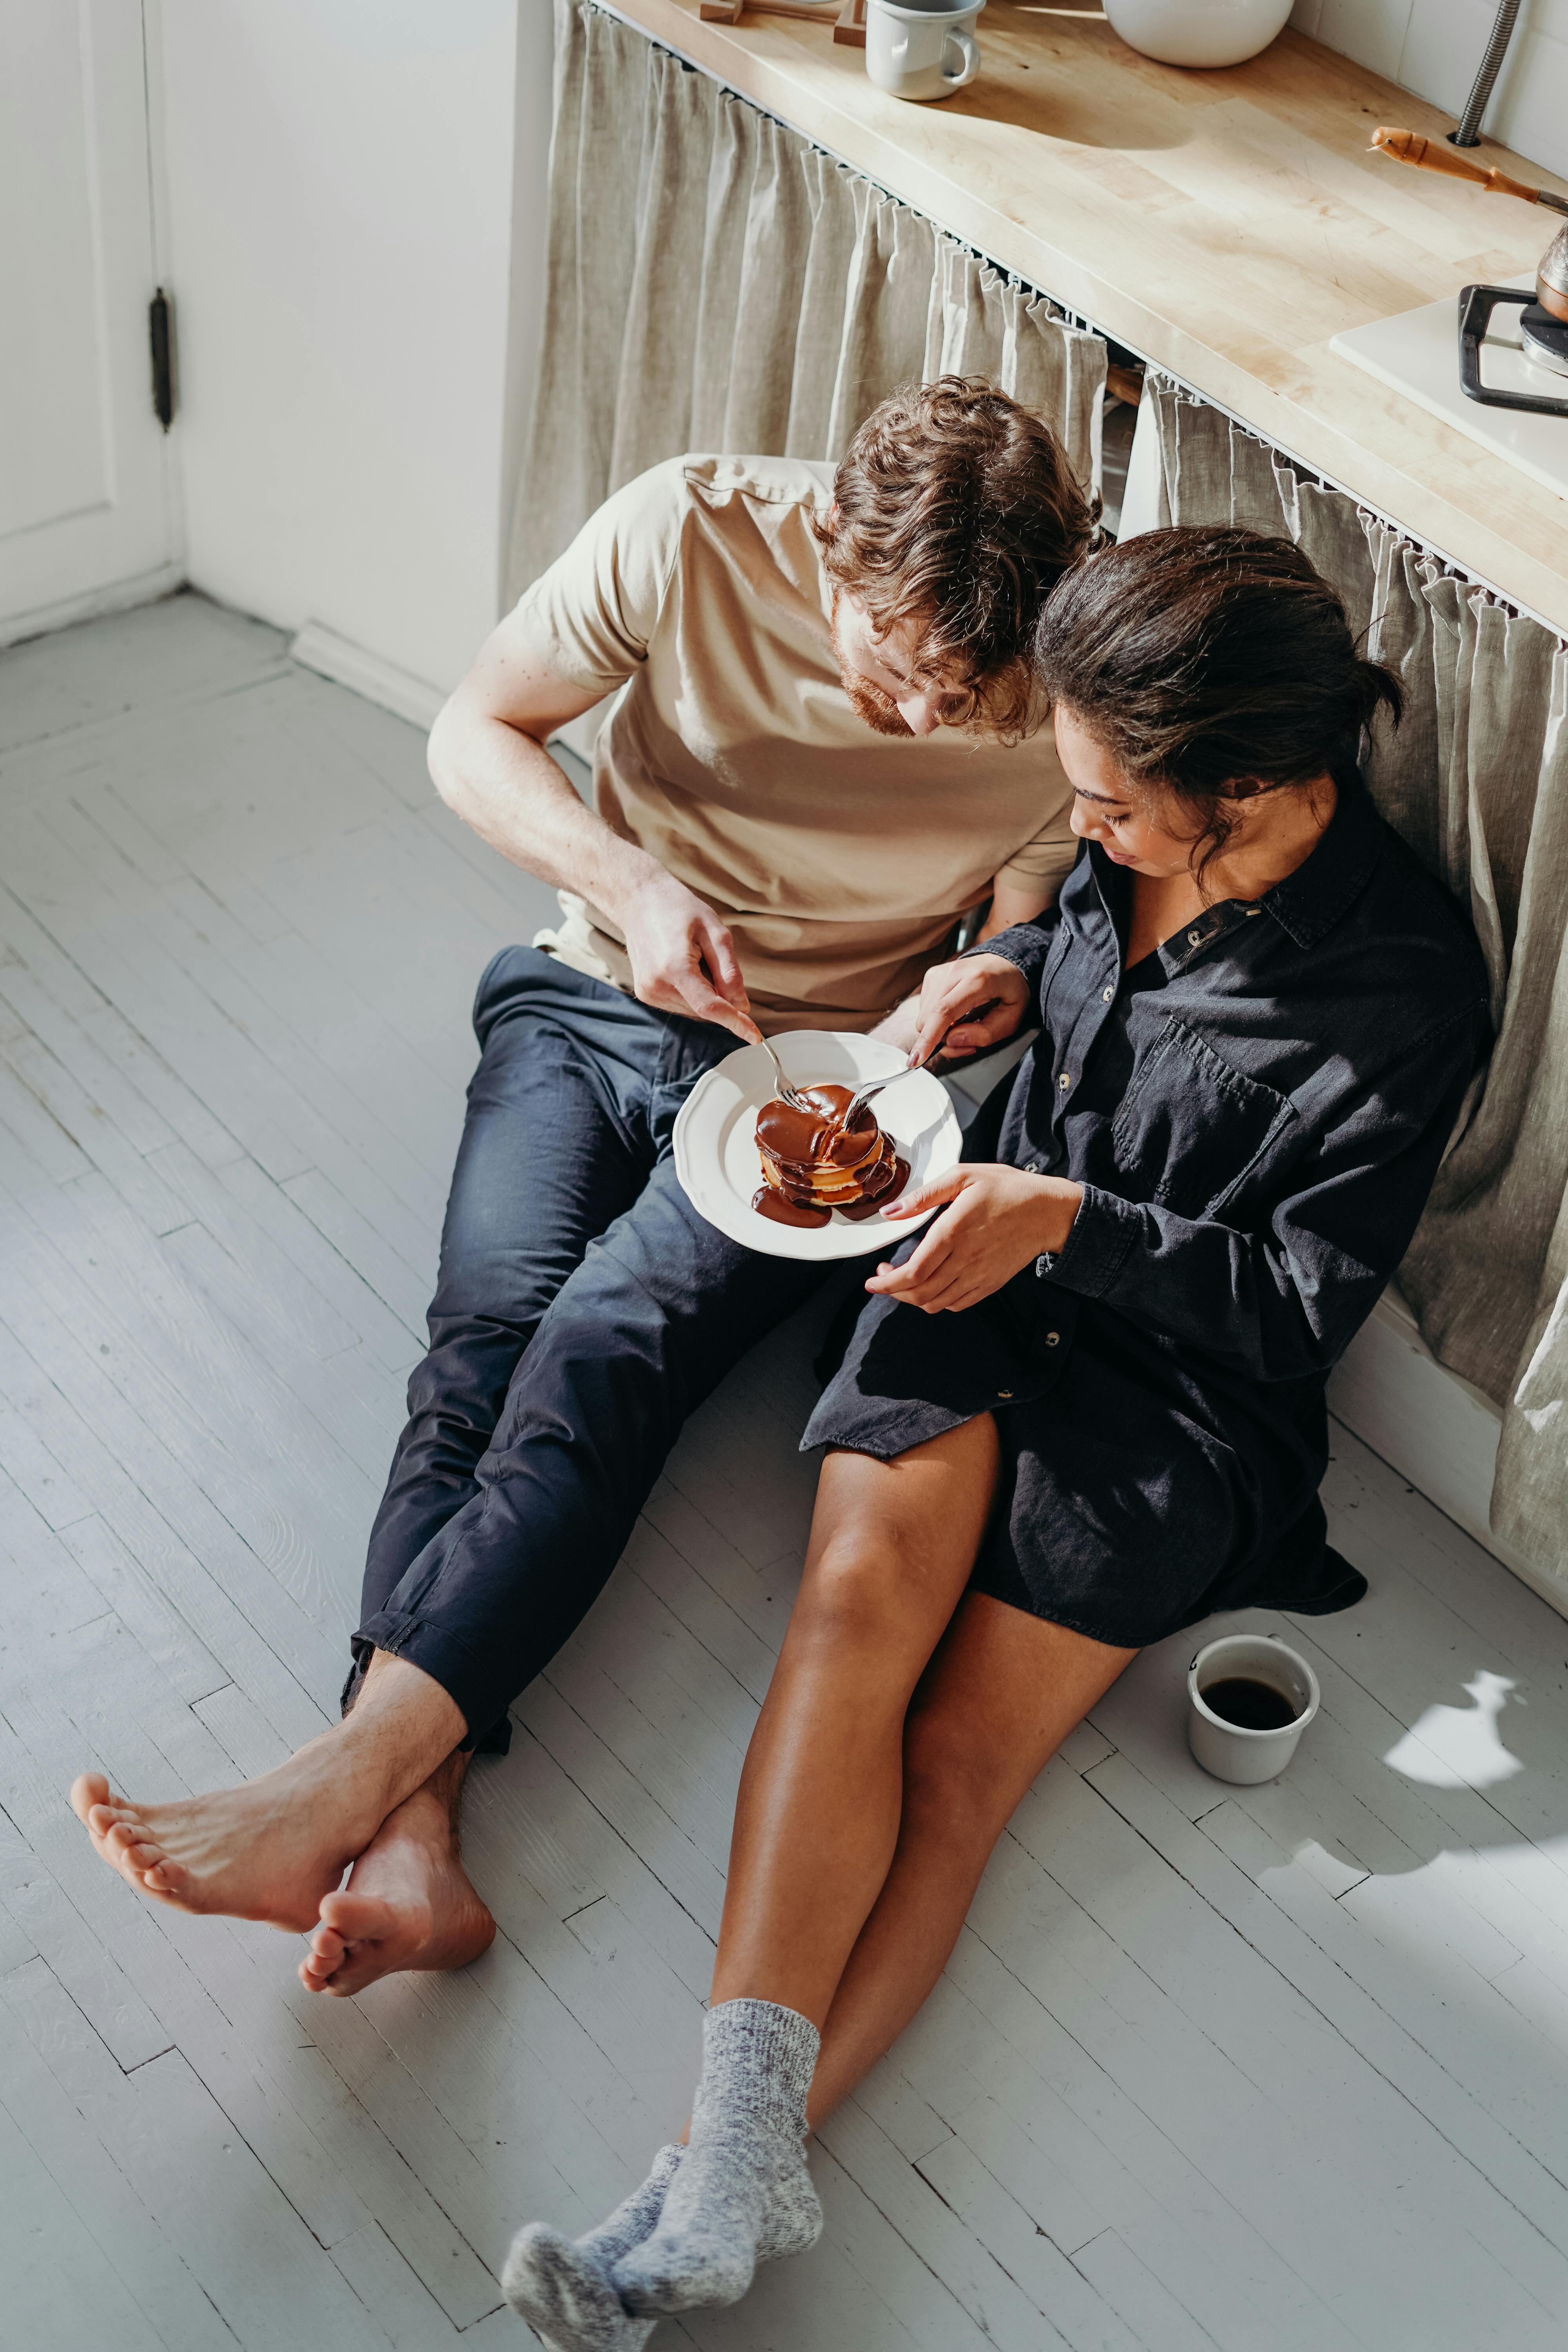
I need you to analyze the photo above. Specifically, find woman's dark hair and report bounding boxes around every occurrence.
[815,376,1098,742]
[1034,526,1401,878]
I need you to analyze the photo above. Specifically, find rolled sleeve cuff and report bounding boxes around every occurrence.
[1036,1183,1140,1299]
[994,844,1074,894]
[961,920,1050,998]
[508,598,638,704]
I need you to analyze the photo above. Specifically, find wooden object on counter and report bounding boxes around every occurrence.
[609,0,1568,639]
[1371,127,1568,216]
[699,0,863,35]
[1371,125,1568,325]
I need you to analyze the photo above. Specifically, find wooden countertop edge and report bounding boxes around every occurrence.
[603,0,1568,641]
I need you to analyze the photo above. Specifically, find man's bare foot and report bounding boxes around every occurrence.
[69,1754,374,1931]
[298,1777,494,1997]
[69,1653,467,1934]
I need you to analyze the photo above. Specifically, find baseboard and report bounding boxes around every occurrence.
[1328,1291,1568,1619]
[0,561,187,651]
[289,620,447,731]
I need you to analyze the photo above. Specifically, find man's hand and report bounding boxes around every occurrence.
[867,1164,1083,1314]
[429,639,760,1044]
[620,869,760,1043]
[909,954,1031,1067]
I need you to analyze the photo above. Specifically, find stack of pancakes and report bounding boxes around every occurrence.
[755,1084,902,1212]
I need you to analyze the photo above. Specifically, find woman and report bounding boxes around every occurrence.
[503,528,1490,2350]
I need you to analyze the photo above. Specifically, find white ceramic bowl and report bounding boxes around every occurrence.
[673,1029,962,1261]
[1103,0,1292,68]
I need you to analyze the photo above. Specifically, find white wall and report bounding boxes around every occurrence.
[153,0,554,698]
[1289,0,1568,181]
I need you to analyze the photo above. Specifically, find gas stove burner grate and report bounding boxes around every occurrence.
[1460,284,1568,416]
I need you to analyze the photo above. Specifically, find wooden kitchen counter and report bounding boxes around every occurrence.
[606,0,1568,637]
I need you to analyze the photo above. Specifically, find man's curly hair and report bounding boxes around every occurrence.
[813,376,1098,742]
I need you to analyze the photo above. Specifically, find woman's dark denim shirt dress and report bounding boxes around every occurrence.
[806,778,1491,1644]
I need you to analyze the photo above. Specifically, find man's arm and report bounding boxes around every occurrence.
[427,613,759,1041]
[978,874,1053,939]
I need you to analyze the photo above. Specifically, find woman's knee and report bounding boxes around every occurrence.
[791,1532,910,1653]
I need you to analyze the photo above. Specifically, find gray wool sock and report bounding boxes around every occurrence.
[613,1998,823,2316]
[501,2143,683,2352]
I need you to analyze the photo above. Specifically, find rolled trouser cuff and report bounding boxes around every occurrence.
[348,1612,514,1754]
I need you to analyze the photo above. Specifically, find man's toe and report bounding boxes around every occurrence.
[319,1891,419,1948]
[71,1772,111,1825]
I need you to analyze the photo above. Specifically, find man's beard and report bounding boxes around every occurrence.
[842,668,915,738]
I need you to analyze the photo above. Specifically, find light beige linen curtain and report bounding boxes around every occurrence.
[509,0,1106,597]
[1138,378,1568,1577]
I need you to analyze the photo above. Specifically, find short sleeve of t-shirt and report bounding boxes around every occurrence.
[994,776,1079,892]
[510,459,689,696]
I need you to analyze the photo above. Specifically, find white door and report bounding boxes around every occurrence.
[0,1,179,643]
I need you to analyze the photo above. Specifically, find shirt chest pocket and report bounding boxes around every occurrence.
[1111,1016,1295,1220]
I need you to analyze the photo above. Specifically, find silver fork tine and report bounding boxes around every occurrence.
[759,1034,809,1109]
[842,1055,920,1129]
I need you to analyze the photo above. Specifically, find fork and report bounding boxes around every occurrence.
[839,1056,924,1131]
[758,1034,812,1111]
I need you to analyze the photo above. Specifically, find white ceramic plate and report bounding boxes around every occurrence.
[674,1030,963,1261]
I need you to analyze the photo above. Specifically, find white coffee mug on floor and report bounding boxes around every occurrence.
[1187,1632,1320,1786]
[866,0,984,103]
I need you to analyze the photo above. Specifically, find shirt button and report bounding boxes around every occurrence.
[997,1388,1013,1399]
[1102,985,1114,1002]
[1025,1161,1039,1174]
[1044,1330,1060,1347]
[1188,926,1204,946]
[1058,1071,1072,1091]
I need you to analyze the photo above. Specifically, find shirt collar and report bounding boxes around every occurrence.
[1261,776,1383,947]
[1084,775,1383,960]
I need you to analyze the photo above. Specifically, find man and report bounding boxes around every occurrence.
[70,377,1094,1994]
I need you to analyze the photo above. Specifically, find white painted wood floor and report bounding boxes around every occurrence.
[4,595,1568,2352]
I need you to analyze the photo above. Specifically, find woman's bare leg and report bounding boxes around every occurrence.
[708,1415,1003,2025]
[807,1591,1135,2123]
[604,1420,1003,2322]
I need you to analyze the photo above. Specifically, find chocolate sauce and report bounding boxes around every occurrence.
[756,1085,877,1173]
[837,1156,911,1219]
[754,1081,907,1227]
[751,1185,831,1229]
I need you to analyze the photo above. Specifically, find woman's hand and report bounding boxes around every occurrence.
[868,1165,1083,1314]
[909,954,1031,1067]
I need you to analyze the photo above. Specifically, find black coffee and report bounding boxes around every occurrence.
[1201,1676,1298,1731]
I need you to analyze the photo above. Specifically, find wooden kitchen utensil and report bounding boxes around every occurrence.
[1371,126,1568,321]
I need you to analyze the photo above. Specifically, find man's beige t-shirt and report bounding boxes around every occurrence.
[515,454,1075,1033]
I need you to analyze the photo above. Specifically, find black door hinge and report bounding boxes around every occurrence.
[149,289,174,430]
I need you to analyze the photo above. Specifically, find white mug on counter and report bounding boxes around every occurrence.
[865,0,984,103]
